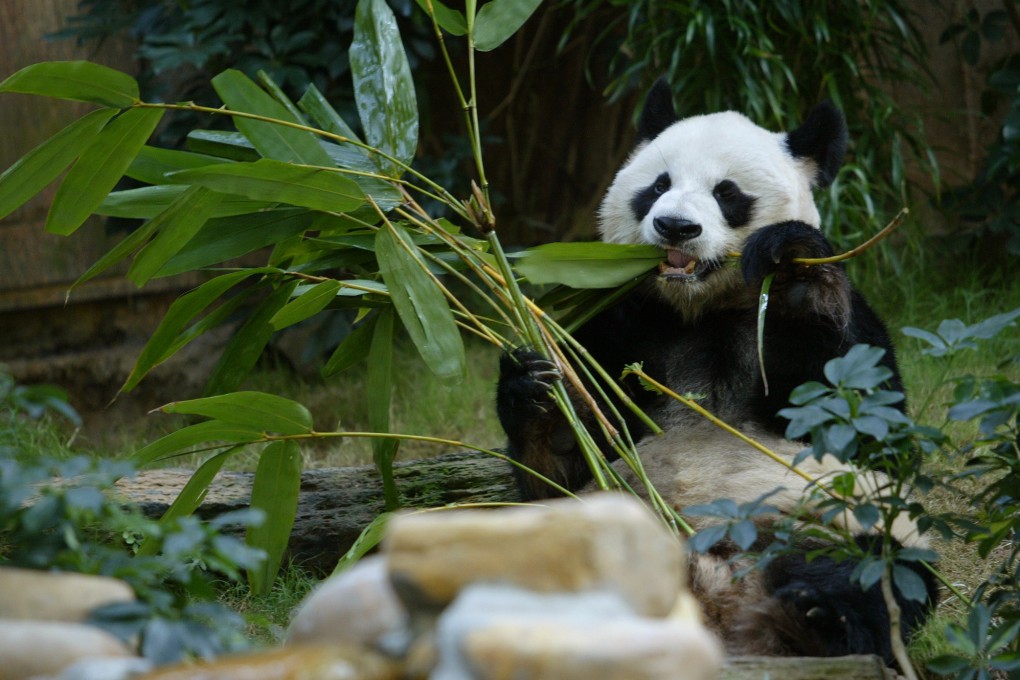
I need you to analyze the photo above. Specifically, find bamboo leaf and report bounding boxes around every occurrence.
[122,269,274,392]
[0,61,139,108]
[297,84,363,146]
[474,0,543,51]
[46,107,164,235]
[159,391,313,435]
[136,449,236,556]
[132,420,263,468]
[757,273,774,397]
[158,209,313,277]
[351,0,418,177]
[98,185,270,219]
[332,512,392,575]
[512,242,661,288]
[321,312,379,377]
[211,69,333,166]
[376,223,465,380]
[414,0,467,35]
[126,145,233,185]
[203,282,298,396]
[270,280,342,330]
[171,158,365,213]
[0,108,117,221]
[186,130,261,162]
[71,217,160,292]
[128,187,224,286]
[368,307,400,511]
[246,440,302,594]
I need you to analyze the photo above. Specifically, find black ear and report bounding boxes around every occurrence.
[637,77,679,144]
[785,101,848,187]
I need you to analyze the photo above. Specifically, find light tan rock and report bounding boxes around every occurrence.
[0,567,135,622]
[385,493,683,617]
[0,619,133,680]
[286,556,409,647]
[137,644,400,680]
[431,584,721,680]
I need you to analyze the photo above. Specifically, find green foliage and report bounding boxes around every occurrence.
[940,6,1020,253]
[0,454,263,663]
[0,366,81,426]
[559,0,935,250]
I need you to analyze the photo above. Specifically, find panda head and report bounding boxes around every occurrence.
[598,78,847,315]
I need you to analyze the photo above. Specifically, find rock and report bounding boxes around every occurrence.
[286,556,410,649]
[431,584,722,680]
[0,567,135,622]
[137,644,401,680]
[0,619,134,680]
[385,493,683,617]
[47,657,153,680]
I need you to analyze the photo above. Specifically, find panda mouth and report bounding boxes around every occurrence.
[657,249,719,281]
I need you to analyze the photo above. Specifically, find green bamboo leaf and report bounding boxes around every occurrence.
[332,511,392,575]
[98,185,270,219]
[126,145,233,185]
[71,217,160,292]
[321,312,379,377]
[351,0,418,177]
[297,84,363,145]
[136,448,236,557]
[0,108,117,221]
[46,107,164,235]
[171,158,365,213]
[186,130,261,162]
[368,307,400,511]
[474,0,543,51]
[160,391,313,435]
[203,282,297,396]
[122,269,273,392]
[0,61,139,108]
[414,0,468,35]
[376,223,465,380]
[757,273,774,397]
[246,440,302,594]
[132,420,263,468]
[270,280,342,330]
[211,69,333,166]
[127,187,224,286]
[512,242,661,288]
[158,209,313,277]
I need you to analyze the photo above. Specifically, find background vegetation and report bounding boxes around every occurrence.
[1,0,1018,677]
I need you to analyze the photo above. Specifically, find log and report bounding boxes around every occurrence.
[721,655,896,680]
[115,451,521,572]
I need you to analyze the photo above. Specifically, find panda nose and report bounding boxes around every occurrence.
[653,216,702,242]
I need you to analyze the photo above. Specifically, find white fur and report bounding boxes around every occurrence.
[597,112,822,316]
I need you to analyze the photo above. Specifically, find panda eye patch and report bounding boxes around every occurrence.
[712,180,740,200]
[652,173,671,195]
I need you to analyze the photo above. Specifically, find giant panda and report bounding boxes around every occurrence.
[496,78,938,663]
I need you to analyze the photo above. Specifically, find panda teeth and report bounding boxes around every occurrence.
[658,249,700,278]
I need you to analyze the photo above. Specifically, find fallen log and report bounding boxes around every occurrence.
[115,451,521,572]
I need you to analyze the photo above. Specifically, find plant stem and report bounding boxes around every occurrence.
[881,562,919,680]
[795,207,908,265]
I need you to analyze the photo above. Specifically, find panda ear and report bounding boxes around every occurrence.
[636,77,679,144]
[785,101,848,188]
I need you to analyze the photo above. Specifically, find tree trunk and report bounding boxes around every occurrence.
[115,452,521,572]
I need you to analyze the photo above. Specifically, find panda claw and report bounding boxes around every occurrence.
[806,606,825,619]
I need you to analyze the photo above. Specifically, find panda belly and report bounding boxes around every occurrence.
[586,422,930,660]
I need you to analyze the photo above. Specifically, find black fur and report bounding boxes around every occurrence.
[713,180,757,228]
[785,101,848,187]
[637,77,679,143]
[759,536,939,665]
[630,172,671,222]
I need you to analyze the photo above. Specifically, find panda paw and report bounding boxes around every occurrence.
[497,348,562,417]
[740,220,836,286]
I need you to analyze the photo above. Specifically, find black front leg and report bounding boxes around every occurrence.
[496,348,592,499]
[741,221,851,326]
